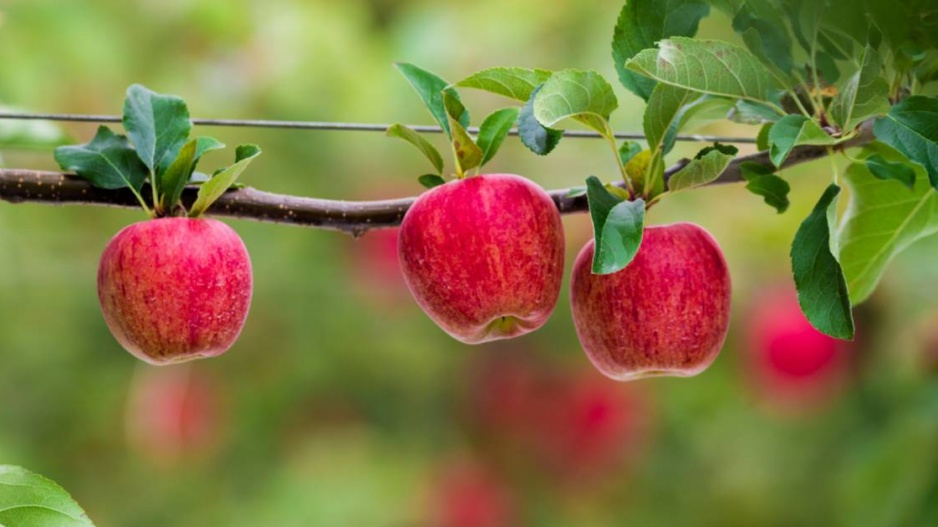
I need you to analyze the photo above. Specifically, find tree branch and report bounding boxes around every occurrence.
[0,126,875,236]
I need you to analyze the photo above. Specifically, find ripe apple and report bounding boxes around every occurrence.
[570,222,731,380]
[98,217,253,364]
[399,174,564,344]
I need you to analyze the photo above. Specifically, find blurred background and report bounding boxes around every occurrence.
[2,1,938,526]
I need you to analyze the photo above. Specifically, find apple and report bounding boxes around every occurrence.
[426,458,514,527]
[98,217,253,364]
[570,222,731,380]
[399,174,564,344]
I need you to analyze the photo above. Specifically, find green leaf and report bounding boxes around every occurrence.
[611,0,711,100]
[644,84,695,156]
[873,96,938,191]
[188,144,261,218]
[740,161,790,213]
[768,114,837,167]
[418,174,446,189]
[442,91,483,176]
[386,123,444,174]
[395,63,468,139]
[668,144,737,192]
[626,37,778,103]
[756,122,773,151]
[732,3,794,76]
[0,465,95,526]
[194,136,225,164]
[728,99,785,124]
[122,84,191,178]
[567,186,587,198]
[532,69,617,136]
[866,154,917,189]
[839,154,937,304]
[477,108,519,166]
[53,126,148,190]
[454,67,552,103]
[619,141,643,166]
[831,46,890,132]
[790,184,854,339]
[159,137,198,214]
[585,176,645,275]
[517,85,563,155]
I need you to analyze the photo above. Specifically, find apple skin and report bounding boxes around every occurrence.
[97,217,252,364]
[399,174,564,344]
[570,222,731,380]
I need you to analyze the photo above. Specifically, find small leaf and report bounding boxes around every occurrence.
[644,84,695,156]
[728,99,785,124]
[585,176,645,275]
[386,123,444,174]
[477,107,519,166]
[740,161,790,213]
[566,186,587,198]
[442,91,483,176]
[122,84,191,178]
[873,96,938,191]
[625,149,654,195]
[418,174,446,189]
[188,144,261,217]
[518,85,563,155]
[865,154,916,189]
[619,141,642,166]
[159,137,198,214]
[395,63,468,139]
[668,144,737,192]
[53,126,148,190]
[454,67,552,102]
[790,184,854,339]
[756,122,773,151]
[611,0,710,100]
[533,69,618,136]
[831,46,890,131]
[768,114,836,167]
[0,465,96,526]
[626,37,778,103]
[194,136,225,163]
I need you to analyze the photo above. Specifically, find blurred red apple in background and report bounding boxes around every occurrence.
[570,222,731,381]
[744,286,852,413]
[425,457,515,527]
[126,365,224,465]
[399,174,565,344]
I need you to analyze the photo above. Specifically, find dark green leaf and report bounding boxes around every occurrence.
[732,3,793,76]
[0,465,95,526]
[395,63,468,139]
[386,123,444,174]
[159,138,198,214]
[768,114,836,167]
[517,85,563,155]
[454,67,553,102]
[585,176,645,275]
[740,161,790,213]
[53,126,148,190]
[611,0,710,100]
[790,184,854,339]
[756,122,773,151]
[873,96,938,191]
[122,84,191,178]
[477,108,519,166]
[865,154,917,189]
[188,144,261,217]
[831,46,890,131]
[418,174,446,189]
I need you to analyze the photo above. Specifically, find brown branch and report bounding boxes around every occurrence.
[0,126,875,235]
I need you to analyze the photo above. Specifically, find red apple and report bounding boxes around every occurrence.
[98,217,253,364]
[570,222,731,380]
[399,174,564,344]
[426,458,514,527]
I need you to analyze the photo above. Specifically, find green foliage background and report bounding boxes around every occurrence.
[2,1,938,525]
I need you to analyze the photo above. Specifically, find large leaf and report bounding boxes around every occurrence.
[768,114,837,167]
[395,63,469,139]
[476,108,519,166]
[611,0,710,100]
[585,176,645,275]
[873,96,938,190]
[626,37,777,103]
[790,184,855,339]
[386,123,444,174]
[53,126,148,190]
[454,67,552,103]
[839,154,938,304]
[517,85,563,155]
[667,144,737,192]
[532,70,617,136]
[732,2,793,77]
[122,84,191,177]
[188,144,262,217]
[0,465,95,526]
[831,46,890,132]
